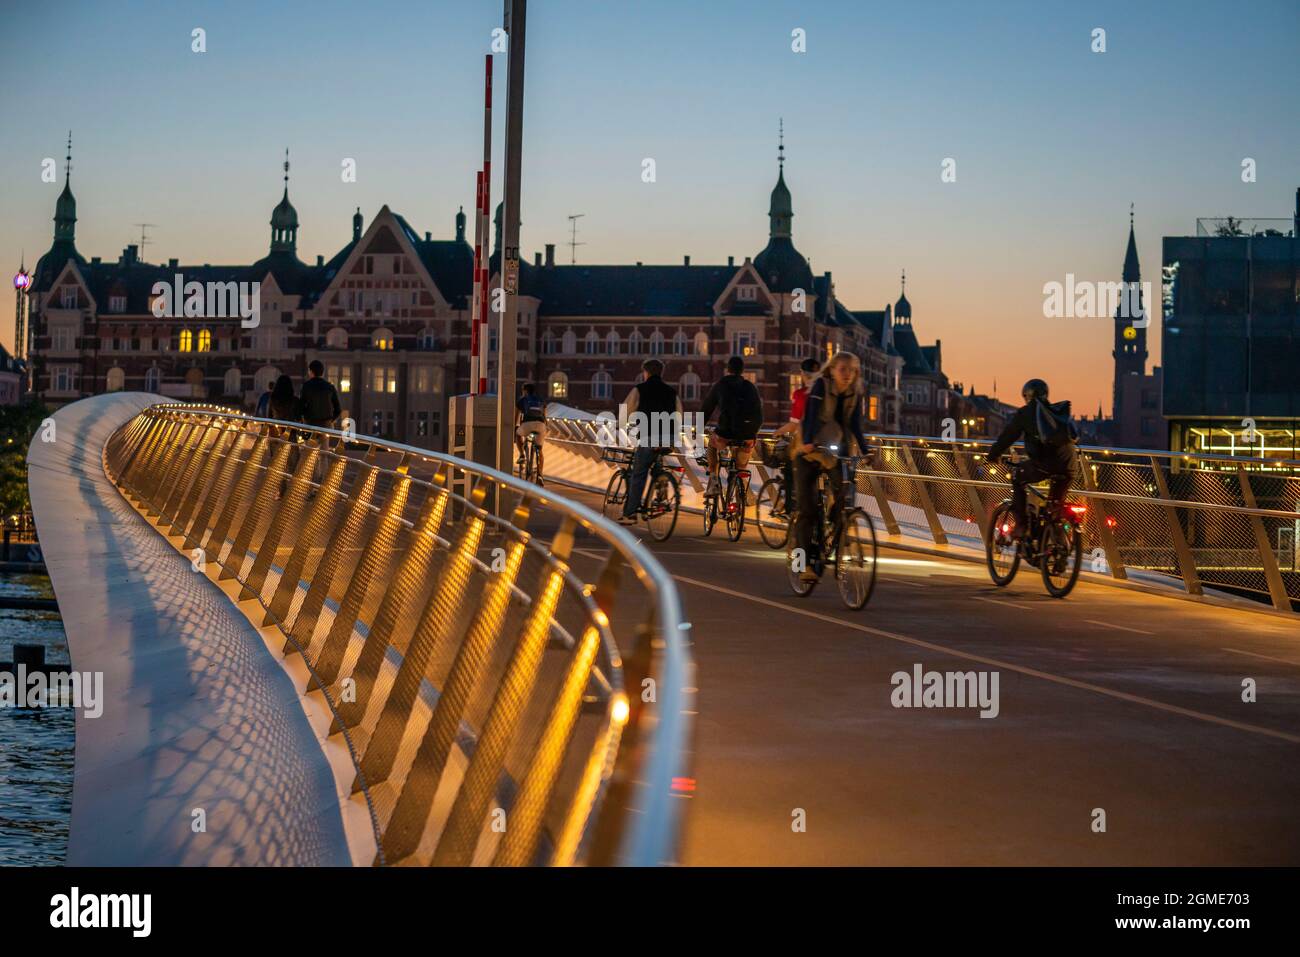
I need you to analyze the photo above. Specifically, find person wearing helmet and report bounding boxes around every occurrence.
[987,379,1077,539]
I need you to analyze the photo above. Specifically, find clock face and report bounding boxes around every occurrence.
[1123,326,1137,340]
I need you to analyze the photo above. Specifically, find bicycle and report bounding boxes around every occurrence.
[698,440,750,541]
[601,446,682,542]
[786,448,878,609]
[755,436,793,549]
[517,430,543,485]
[985,456,1085,598]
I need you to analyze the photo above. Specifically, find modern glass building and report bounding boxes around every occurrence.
[1162,192,1300,469]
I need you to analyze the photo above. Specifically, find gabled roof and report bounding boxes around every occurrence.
[528,264,737,317]
[393,214,475,309]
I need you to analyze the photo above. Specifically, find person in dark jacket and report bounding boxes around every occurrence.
[619,359,683,524]
[298,360,342,428]
[791,351,873,581]
[267,374,297,421]
[700,355,763,495]
[987,378,1076,538]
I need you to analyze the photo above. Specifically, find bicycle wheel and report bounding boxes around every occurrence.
[787,518,819,597]
[702,490,717,536]
[725,477,746,541]
[986,502,1021,586]
[756,477,790,549]
[603,469,628,521]
[1040,517,1082,598]
[835,509,878,610]
[644,471,680,542]
[524,444,539,484]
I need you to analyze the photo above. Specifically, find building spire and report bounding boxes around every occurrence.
[269,148,299,254]
[65,131,72,185]
[1123,203,1140,283]
[778,117,784,173]
[53,131,78,243]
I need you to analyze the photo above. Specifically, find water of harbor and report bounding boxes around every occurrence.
[0,573,73,866]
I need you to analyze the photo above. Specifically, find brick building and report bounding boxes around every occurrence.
[27,139,941,448]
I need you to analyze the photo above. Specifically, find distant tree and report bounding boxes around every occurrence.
[1214,216,1247,237]
[0,400,51,519]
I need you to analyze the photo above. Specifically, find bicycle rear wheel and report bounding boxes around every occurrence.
[725,478,746,541]
[702,492,718,536]
[644,471,680,542]
[835,509,878,609]
[756,477,789,549]
[603,469,628,522]
[986,502,1021,586]
[1040,517,1082,598]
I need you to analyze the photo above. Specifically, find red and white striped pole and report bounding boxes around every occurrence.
[469,169,484,394]
[478,54,493,395]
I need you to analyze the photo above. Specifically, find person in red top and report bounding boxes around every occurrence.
[772,357,823,511]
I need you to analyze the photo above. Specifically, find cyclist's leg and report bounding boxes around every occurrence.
[514,424,525,460]
[706,432,726,491]
[732,438,754,471]
[1048,471,1072,517]
[792,455,818,556]
[622,447,654,519]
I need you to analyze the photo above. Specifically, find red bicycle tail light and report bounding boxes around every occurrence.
[1067,504,1087,516]
[1105,516,1117,529]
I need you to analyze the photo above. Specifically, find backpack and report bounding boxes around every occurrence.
[733,379,764,438]
[1033,399,1078,448]
[302,381,335,423]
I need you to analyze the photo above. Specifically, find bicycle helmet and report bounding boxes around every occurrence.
[1021,378,1049,401]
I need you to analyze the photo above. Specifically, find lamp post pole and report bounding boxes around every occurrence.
[495,0,526,510]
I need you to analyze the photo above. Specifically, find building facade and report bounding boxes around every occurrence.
[1161,189,1300,464]
[27,138,952,448]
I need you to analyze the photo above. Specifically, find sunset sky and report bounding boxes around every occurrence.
[2,0,1297,414]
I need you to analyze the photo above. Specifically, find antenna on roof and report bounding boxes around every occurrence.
[133,223,157,261]
[566,213,586,265]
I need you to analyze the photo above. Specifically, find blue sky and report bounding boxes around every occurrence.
[2,0,1297,412]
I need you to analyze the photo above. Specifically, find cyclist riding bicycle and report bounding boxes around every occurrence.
[986,378,1077,540]
[772,356,824,512]
[619,358,683,525]
[792,351,873,583]
[701,355,764,496]
[514,383,547,481]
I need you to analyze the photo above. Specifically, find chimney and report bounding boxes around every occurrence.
[425,231,432,242]
[168,258,178,270]
[684,255,691,266]
[544,244,555,267]
[728,255,734,267]
[1294,186,1299,236]
[121,245,137,265]
[636,261,642,267]
[91,256,101,265]
[534,252,542,266]
[316,254,324,267]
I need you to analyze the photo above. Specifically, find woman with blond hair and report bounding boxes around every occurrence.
[791,351,874,582]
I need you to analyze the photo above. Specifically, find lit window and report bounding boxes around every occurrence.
[694,332,710,356]
[548,371,568,399]
[197,328,212,352]
[179,329,193,352]
[372,329,393,350]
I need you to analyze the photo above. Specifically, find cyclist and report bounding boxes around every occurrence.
[792,351,873,583]
[700,355,763,496]
[619,358,683,525]
[773,356,824,512]
[514,383,547,482]
[987,378,1077,540]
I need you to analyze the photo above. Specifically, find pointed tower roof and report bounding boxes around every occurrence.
[34,132,84,291]
[894,269,912,321]
[54,131,77,241]
[753,119,813,294]
[1123,203,1140,283]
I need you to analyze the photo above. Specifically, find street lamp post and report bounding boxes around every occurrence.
[495,0,526,510]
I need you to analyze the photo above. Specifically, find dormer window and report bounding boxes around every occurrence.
[109,295,127,313]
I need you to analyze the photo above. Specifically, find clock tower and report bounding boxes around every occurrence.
[1112,206,1148,424]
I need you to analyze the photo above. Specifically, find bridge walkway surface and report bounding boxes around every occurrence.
[553,485,1300,865]
[27,394,352,865]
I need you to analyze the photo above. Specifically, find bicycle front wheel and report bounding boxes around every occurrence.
[986,502,1021,586]
[1040,517,1082,598]
[644,471,680,542]
[835,509,878,610]
[702,492,717,536]
[603,469,628,522]
[756,477,790,549]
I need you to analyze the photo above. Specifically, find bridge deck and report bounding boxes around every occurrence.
[560,487,1300,865]
[27,394,352,865]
